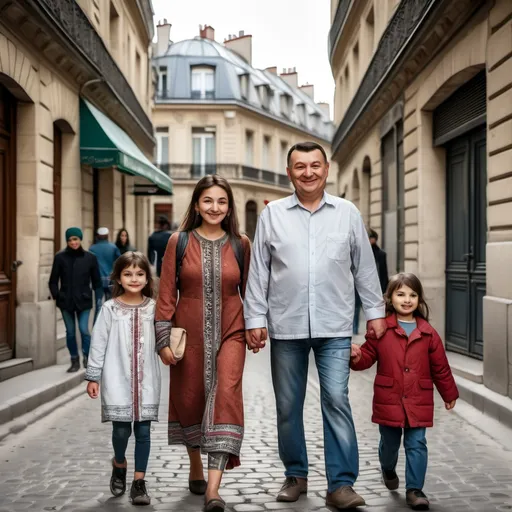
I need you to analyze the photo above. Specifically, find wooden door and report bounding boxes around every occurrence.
[0,85,16,361]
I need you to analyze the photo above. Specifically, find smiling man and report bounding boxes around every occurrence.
[244,141,386,510]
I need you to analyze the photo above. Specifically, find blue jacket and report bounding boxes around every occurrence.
[89,240,121,287]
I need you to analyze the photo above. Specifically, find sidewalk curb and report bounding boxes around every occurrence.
[0,381,86,443]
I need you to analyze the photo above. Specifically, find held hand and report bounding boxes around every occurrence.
[159,346,177,366]
[367,318,387,339]
[245,328,268,353]
[87,381,99,399]
[445,400,456,410]
[350,343,362,364]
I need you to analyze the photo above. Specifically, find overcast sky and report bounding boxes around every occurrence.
[151,0,335,117]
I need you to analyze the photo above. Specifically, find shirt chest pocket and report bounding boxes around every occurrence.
[326,233,350,262]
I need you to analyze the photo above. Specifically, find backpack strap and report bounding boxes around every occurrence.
[230,236,244,285]
[175,231,189,288]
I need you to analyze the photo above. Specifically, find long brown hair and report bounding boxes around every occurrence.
[111,251,154,298]
[180,175,241,237]
[384,272,430,321]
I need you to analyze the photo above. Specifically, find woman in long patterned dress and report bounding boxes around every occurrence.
[155,175,251,512]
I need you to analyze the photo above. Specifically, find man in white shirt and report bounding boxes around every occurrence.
[244,141,386,509]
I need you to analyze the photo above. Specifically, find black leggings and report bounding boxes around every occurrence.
[112,421,151,473]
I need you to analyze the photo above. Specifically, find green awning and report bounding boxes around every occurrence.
[79,99,172,194]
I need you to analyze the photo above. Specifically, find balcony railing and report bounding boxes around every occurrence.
[328,0,351,61]
[156,163,291,189]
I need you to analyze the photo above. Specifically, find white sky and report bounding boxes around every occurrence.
[151,0,335,118]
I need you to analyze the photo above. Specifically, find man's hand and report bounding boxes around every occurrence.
[350,344,362,364]
[445,400,456,410]
[245,328,268,353]
[87,381,99,399]
[366,318,387,339]
[159,346,177,366]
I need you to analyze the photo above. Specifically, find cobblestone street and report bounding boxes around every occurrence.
[0,348,512,512]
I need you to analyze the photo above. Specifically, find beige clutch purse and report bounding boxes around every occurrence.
[169,327,187,361]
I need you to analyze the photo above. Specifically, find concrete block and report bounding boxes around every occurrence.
[39,216,54,241]
[17,184,38,216]
[38,163,54,192]
[404,170,418,190]
[17,214,38,238]
[490,0,512,30]
[38,266,52,302]
[405,224,418,243]
[404,242,418,260]
[405,206,418,225]
[488,20,512,69]
[488,58,512,98]
[404,150,418,173]
[488,176,512,204]
[489,119,512,154]
[488,148,512,180]
[39,240,54,266]
[488,88,512,127]
[404,187,418,208]
[488,202,512,231]
[38,189,53,217]
[37,103,53,141]
[39,135,53,167]
[403,128,418,156]
[17,134,37,163]
[483,296,511,395]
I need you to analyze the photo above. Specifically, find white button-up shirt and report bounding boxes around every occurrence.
[244,192,385,339]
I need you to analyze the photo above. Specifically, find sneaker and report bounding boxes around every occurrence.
[326,485,366,508]
[382,469,399,490]
[276,477,307,502]
[406,489,430,510]
[109,459,127,497]
[130,479,151,506]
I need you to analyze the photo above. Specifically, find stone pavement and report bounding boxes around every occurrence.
[0,348,512,512]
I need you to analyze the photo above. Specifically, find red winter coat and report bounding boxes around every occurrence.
[351,314,459,428]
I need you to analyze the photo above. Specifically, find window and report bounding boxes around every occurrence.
[191,66,215,99]
[381,121,404,274]
[281,140,288,170]
[352,42,359,87]
[192,127,216,177]
[296,104,306,126]
[109,1,120,58]
[245,131,254,166]
[259,85,271,109]
[155,127,169,166]
[262,136,271,170]
[158,66,168,98]
[310,112,321,132]
[126,34,131,79]
[280,94,292,117]
[135,51,141,94]
[365,6,375,57]
[240,74,249,99]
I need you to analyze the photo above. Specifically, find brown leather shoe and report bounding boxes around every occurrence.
[326,486,366,509]
[276,477,307,502]
[406,489,430,510]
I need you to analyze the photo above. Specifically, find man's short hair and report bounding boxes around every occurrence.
[367,228,378,241]
[157,215,170,229]
[287,141,328,167]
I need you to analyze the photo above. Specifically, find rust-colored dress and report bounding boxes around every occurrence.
[155,230,251,469]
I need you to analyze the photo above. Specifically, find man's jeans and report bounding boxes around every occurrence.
[270,337,358,493]
[379,425,428,490]
[61,309,91,358]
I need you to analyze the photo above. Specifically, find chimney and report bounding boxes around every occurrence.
[300,84,314,99]
[265,66,277,75]
[280,67,298,88]
[317,102,330,119]
[224,31,252,65]
[156,19,171,57]
[200,25,215,40]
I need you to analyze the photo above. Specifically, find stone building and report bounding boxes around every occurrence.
[0,0,171,374]
[152,22,336,238]
[329,0,512,421]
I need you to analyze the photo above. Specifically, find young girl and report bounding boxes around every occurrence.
[351,273,458,511]
[85,251,161,506]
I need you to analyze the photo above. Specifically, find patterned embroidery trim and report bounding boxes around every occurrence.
[113,297,152,309]
[155,320,172,353]
[102,405,159,422]
[85,365,102,382]
[201,423,244,456]
[208,452,229,470]
[168,421,202,447]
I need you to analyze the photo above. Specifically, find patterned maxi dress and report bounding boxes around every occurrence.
[155,230,251,469]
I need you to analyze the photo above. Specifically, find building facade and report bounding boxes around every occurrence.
[330,0,512,405]
[152,22,336,237]
[0,0,171,372]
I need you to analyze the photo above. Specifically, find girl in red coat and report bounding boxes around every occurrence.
[351,273,458,511]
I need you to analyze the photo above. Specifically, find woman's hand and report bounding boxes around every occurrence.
[87,381,99,399]
[350,344,362,364]
[445,400,456,410]
[159,346,177,366]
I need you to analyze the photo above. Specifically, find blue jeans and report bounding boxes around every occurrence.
[112,421,152,473]
[61,309,91,358]
[270,337,358,492]
[379,425,428,490]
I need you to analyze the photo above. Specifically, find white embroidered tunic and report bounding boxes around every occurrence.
[85,298,161,422]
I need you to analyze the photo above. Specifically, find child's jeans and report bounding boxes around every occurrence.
[112,421,151,473]
[379,425,427,490]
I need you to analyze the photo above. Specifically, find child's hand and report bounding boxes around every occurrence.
[351,343,362,364]
[87,381,99,399]
[445,400,456,410]
[159,346,177,366]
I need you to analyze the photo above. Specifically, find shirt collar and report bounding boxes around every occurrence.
[286,192,334,210]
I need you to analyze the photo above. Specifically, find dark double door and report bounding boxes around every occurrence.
[445,126,486,358]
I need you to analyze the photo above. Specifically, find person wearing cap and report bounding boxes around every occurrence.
[49,227,103,372]
[89,227,121,302]
[147,216,174,277]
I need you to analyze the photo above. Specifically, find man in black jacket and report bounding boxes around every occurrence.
[147,216,173,277]
[49,227,103,372]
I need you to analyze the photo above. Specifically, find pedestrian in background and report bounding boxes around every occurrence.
[85,251,160,507]
[244,141,386,510]
[155,176,251,512]
[90,227,121,302]
[49,227,103,372]
[147,216,173,277]
[116,228,135,255]
[351,272,458,511]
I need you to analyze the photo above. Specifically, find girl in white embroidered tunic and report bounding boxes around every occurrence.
[85,252,161,507]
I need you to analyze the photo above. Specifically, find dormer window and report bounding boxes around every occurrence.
[191,66,215,99]
[240,74,249,100]
[158,66,168,98]
[296,104,306,126]
[259,85,271,110]
[280,93,292,118]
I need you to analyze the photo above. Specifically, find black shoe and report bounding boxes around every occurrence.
[110,459,127,497]
[130,479,151,506]
[83,355,88,369]
[66,358,80,373]
[189,479,207,495]
[406,489,430,510]
[382,469,399,490]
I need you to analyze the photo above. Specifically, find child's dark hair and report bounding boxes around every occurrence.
[384,272,430,321]
[111,251,153,298]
